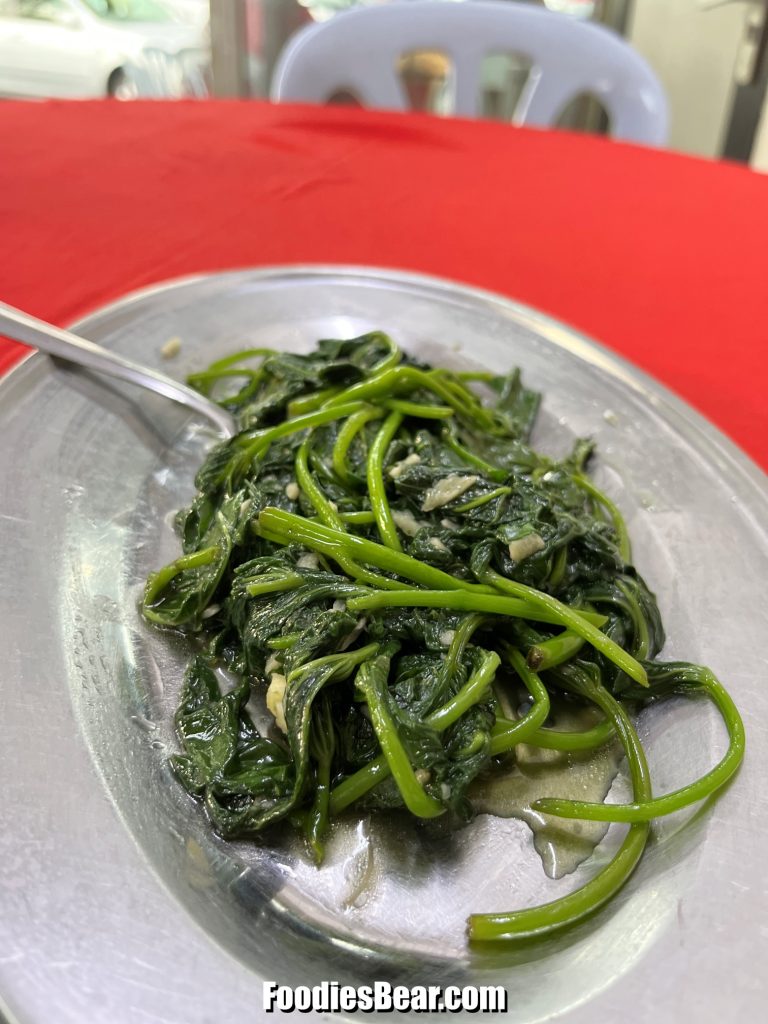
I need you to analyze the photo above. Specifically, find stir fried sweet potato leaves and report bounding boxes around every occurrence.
[142,333,744,943]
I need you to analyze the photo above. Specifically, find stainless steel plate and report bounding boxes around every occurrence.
[1,266,766,1024]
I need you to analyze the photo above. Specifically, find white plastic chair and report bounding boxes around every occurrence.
[271,1,668,145]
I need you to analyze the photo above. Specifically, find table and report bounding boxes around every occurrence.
[1,99,766,470]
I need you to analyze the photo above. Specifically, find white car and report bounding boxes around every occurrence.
[0,0,210,99]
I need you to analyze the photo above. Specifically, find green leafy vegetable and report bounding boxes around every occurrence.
[142,332,745,945]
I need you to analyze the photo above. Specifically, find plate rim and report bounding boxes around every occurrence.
[2,263,765,509]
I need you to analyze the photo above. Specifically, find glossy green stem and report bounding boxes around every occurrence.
[548,544,568,589]
[329,755,389,815]
[428,649,500,731]
[574,473,631,564]
[526,718,614,751]
[488,649,550,755]
[340,510,377,525]
[346,589,608,629]
[367,411,403,551]
[295,438,343,529]
[204,347,275,372]
[187,348,275,401]
[441,432,508,482]
[368,331,402,374]
[330,648,501,814]
[258,508,496,595]
[534,669,745,823]
[288,387,342,417]
[266,633,301,650]
[454,486,512,513]
[287,643,379,685]
[482,569,647,688]
[187,367,259,387]
[324,365,497,431]
[143,546,217,620]
[428,370,490,418]
[239,402,365,462]
[245,572,304,598]
[355,659,444,819]
[381,399,454,419]
[307,694,335,865]
[331,406,383,487]
[469,682,651,942]
[440,614,486,684]
[616,579,650,661]
[295,439,408,592]
[527,629,585,671]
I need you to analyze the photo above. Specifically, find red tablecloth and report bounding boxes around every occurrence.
[1,100,766,469]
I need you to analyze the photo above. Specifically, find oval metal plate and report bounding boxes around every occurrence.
[1,267,766,1024]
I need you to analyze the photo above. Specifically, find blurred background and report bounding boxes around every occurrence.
[2,0,768,170]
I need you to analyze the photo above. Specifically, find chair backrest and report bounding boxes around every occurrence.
[271,1,668,145]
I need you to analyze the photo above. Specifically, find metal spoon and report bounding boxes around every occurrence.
[0,300,237,438]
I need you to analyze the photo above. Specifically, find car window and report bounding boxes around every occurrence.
[81,0,172,22]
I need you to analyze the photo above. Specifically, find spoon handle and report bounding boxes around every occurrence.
[0,300,236,437]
